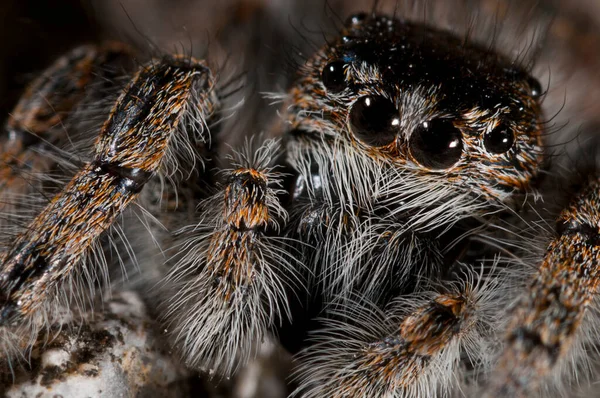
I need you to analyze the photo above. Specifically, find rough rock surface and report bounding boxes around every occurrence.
[0,291,197,398]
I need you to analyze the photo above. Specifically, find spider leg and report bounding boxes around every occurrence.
[293,267,496,398]
[162,139,296,377]
[485,177,600,396]
[0,54,217,341]
[0,43,132,225]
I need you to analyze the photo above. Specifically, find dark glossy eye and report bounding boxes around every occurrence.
[484,123,514,154]
[527,76,543,98]
[321,61,347,93]
[349,95,399,147]
[409,119,463,169]
[346,12,368,26]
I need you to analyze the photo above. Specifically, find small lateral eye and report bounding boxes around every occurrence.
[321,61,347,93]
[409,119,463,170]
[484,123,515,154]
[527,76,543,98]
[349,95,399,147]
[346,12,368,27]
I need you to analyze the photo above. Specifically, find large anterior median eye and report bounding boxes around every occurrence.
[409,119,463,169]
[349,95,399,147]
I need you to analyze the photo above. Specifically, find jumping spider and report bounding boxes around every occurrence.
[0,1,599,397]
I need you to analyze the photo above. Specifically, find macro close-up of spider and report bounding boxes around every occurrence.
[1,0,600,397]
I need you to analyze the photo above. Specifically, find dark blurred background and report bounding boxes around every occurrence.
[0,0,98,122]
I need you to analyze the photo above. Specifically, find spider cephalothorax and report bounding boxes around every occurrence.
[283,13,545,308]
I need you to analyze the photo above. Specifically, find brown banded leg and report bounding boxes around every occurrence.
[485,178,600,397]
[293,276,494,398]
[0,54,218,342]
[0,43,132,221]
[163,139,295,377]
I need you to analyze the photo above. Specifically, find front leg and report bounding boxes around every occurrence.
[0,54,217,352]
[293,264,497,398]
[485,177,600,397]
[163,139,297,377]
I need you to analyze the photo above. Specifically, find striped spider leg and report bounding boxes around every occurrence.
[0,42,135,354]
[485,177,600,396]
[0,43,132,238]
[0,46,218,359]
[161,138,298,376]
[293,265,500,397]
[277,12,545,397]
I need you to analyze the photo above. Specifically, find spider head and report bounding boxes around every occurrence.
[287,13,544,209]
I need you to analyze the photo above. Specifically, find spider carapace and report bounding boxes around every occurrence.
[0,5,598,398]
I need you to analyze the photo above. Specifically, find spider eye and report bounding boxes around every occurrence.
[346,12,368,26]
[527,76,543,98]
[321,61,347,93]
[409,119,463,169]
[349,95,399,147]
[484,123,514,154]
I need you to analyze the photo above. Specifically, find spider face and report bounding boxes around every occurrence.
[282,14,549,317]
[288,14,544,208]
